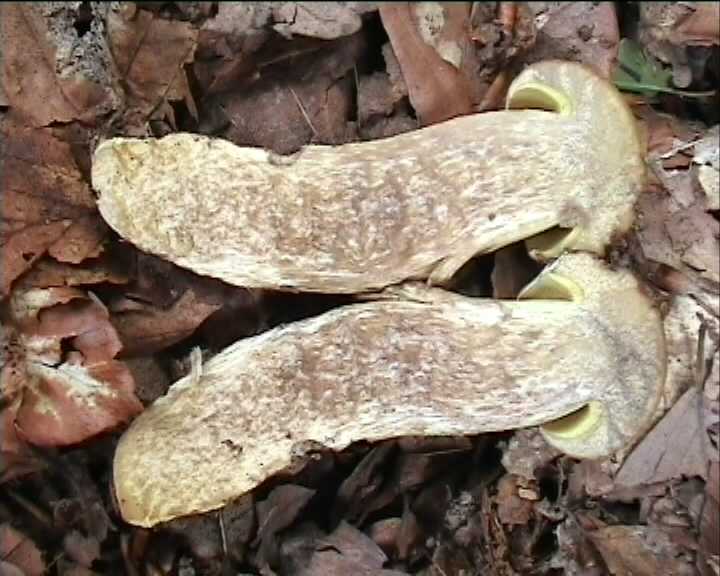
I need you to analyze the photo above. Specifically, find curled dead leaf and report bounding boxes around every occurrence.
[0,287,141,465]
[110,288,222,356]
[379,3,474,125]
[15,255,129,292]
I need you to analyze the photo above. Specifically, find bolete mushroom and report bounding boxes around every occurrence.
[92,61,644,293]
[113,254,665,527]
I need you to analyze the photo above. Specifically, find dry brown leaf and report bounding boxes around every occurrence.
[567,460,615,501]
[495,475,535,526]
[0,523,45,576]
[194,3,273,96]
[665,200,720,282]
[524,2,620,77]
[47,216,108,265]
[302,550,409,576]
[698,461,720,576]
[658,295,719,429]
[254,484,316,569]
[123,356,170,406]
[368,518,402,559]
[106,4,197,126]
[15,255,129,292]
[0,119,106,296]
[635,105,702,169]
[393,447,465,493]
[318,521,387,568]
[396,503,423,562]
[63,531,101,568]
[588,525,695,576]
[501,429,561,481]
[305,521,408,576]
[0,399,45,482]
[673,3,720,46]
[470,3,537,108]
[357,72,401,125]
[110,288,222,356]
[117,253,193,308]
[355,41,418,139]
[219,494,256,564]
[0,4,117,126]
[379,3,474,125]
[615,387,711,486]
[380,2,537,123]
[551,516,605,576]
[106,254,261,356]
[636,119,720,285]
[334,443,396,524]
[693,126,719,211]
[272,3,376,40]
[638,2,717,87]
[491,242,542,299]
[336,444,465,542]
[163,514,223,563]
[1,287,141,452]
[217,33,363,154]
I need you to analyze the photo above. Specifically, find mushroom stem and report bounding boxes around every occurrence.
[93,61,644,293]
[113,254,665,527]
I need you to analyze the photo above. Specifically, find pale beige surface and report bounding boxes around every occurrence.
[113,254,665,527]
[92,61,644,293]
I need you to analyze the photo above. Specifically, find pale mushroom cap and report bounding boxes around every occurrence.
[508,61,646,259]
[520,253,666,456]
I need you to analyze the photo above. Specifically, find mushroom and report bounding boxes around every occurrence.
[113,253,665,527]
[92,61,644,293]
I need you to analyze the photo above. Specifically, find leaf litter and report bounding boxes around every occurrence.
[0,2,718,575]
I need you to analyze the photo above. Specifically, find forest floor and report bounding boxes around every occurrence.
[0,2,718,575]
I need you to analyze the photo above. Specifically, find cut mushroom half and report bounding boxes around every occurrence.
[92,61,645,293]
[113,253,665,527]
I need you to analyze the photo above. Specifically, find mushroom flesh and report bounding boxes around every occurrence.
[113,254,665,527]
[92,61,645,293]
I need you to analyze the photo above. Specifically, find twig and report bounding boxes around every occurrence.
[289,86,318,138]
[218,511,228,557]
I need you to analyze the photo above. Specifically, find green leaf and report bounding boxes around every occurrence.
[613,38,716,99]
[613,39,673,97]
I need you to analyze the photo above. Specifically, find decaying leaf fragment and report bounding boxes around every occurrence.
[0,119,107,296]
[0,3,118,126]
[272,3,377,40]
[0,287,142,468]
[106,4,198,124]
[113,254,665,526]
[93,61,645,293]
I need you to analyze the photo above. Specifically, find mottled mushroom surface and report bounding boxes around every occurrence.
[93,61,645,292]
[113,254,665,527]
